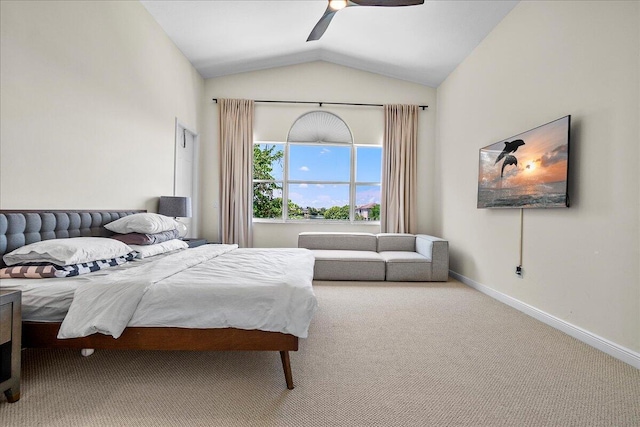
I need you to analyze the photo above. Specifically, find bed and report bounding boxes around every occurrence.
[0,210,317,389]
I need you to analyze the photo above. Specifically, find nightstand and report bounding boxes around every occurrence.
[0,289,21,403]
[183,238,207,248]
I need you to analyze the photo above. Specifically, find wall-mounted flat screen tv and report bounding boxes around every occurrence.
[477,115,570,208]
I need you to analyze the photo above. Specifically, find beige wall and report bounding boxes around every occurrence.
[435,1,639,352]
[0,1,204,212]
[202,62,436,247]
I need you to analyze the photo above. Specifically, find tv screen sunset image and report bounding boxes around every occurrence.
[477,116,570,208]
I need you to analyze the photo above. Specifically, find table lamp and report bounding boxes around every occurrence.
[158,196,192,238]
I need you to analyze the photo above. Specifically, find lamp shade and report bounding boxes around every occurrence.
[158,196,192,218]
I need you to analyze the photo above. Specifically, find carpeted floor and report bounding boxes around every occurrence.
[1,279,639,426]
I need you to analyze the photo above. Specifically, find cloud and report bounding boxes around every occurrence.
[316,184,324,188]
[298,183,308,188]
[320,148,331,154]
[299,166,309,172]
[356,188,381,205]
[538,144,568,167]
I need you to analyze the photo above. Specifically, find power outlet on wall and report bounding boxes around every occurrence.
[515,265,523,278]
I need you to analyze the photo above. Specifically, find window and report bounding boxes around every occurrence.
[253,142,285,219]
[253,111,381,222]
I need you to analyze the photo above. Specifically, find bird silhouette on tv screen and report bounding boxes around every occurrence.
[501,155,518,177]
[494,139,525,165]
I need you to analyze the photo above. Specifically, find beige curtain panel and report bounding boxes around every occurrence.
[381,104,419,234]
[218,98,255,247]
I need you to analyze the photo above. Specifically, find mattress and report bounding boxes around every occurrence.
[0,245,318,338]
[0,253,161,322]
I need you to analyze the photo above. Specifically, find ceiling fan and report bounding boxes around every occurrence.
[307,0,425,42]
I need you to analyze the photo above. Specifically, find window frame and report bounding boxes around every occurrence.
[252,140,382,223]
[254,105,386,220]
[353,145,382,222]
[252,142,285,221]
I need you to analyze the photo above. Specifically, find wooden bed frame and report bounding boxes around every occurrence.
[0,210,300,389]
[22,323,297,389]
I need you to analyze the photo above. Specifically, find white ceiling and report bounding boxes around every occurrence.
[140,0,519,87]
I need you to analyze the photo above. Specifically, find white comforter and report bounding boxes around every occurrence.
[10,245,318,339]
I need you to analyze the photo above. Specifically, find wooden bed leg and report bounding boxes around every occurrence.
[279,351,294,390]
[4,387,20,403]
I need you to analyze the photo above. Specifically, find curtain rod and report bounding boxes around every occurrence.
[212,98,428,110]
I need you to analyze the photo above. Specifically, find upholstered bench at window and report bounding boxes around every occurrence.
[298,232,449,282]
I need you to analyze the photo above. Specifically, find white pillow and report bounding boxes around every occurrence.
[129,239,189,259]
[3,237,133,266]
[104,213,178,234]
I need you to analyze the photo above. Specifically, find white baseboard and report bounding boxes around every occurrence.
[449,270,640,370]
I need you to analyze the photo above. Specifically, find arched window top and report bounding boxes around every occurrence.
[287,111,353,144]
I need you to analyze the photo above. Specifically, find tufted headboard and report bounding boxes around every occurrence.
[0,210,145,267]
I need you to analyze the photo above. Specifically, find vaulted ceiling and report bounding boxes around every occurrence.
[141,0,519,87]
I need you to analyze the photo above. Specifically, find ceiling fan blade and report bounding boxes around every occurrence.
[351,0,424,6]
[307,7,338,41]
[306,0,422,41]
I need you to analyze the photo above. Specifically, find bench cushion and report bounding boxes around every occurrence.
[298,232,377,252]
[376,233,416,252]
[379,251,432,281]
[311,249,385,281]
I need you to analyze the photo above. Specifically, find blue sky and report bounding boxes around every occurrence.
[256,143,381,209]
